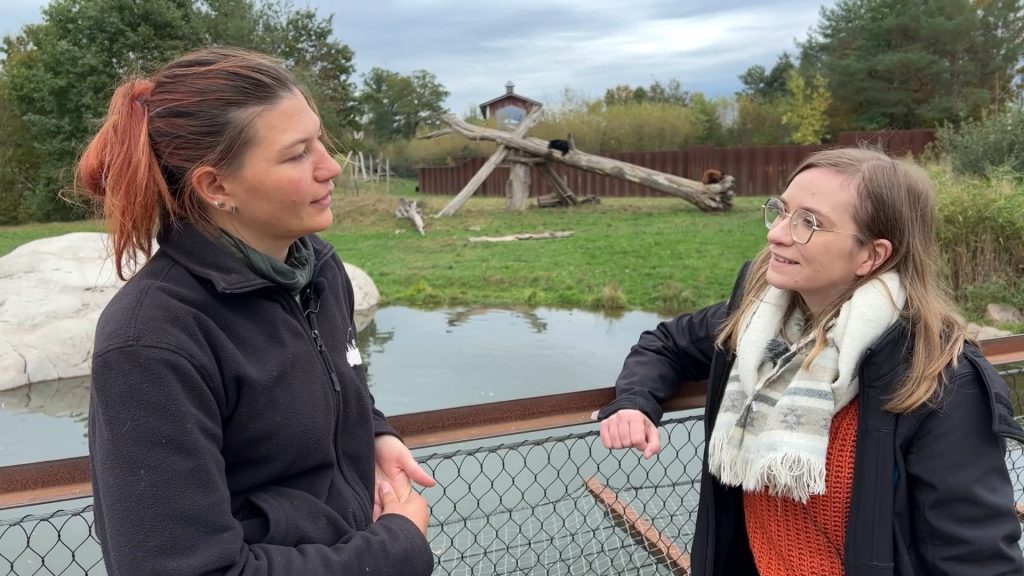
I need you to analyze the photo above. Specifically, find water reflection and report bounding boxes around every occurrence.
[0,306,670,467]
[444,308,548,333]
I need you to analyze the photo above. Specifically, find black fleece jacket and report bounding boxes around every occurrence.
[89,224,433,576]
[598,264,1024,576]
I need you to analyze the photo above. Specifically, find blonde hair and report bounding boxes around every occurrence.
[717,148,965,413]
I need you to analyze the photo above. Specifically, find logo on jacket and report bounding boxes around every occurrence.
[346,340,363,367]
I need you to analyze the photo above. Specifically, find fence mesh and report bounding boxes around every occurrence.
[3,364,1023,576]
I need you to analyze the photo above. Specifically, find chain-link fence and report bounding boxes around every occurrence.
[3,364,1024,576]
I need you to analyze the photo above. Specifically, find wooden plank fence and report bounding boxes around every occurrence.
[417,129,936,198]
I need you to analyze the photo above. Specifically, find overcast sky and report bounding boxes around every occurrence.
[0,0,835,113]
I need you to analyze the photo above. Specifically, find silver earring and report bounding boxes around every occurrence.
[215,201,225,209]
[229,205,237,214]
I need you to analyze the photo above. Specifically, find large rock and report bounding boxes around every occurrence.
[985,303,1023,325]
[966,322,1013,340]
[0,232,378,391]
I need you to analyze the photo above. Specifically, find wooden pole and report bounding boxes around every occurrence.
[506,162,531,211]
[435,106,544,217]
[537,163,577,205]
[584,477,690,575]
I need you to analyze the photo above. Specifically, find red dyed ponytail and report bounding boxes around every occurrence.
[76,48,302,280]
[77,79,173,280]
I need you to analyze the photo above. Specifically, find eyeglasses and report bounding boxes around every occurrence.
[762,197,862,245]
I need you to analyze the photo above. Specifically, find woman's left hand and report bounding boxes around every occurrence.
[372,434,436,521]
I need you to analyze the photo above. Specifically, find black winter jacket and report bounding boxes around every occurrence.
[598,264,1024,576]
[89,224,433,576]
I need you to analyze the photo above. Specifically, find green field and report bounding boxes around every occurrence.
[1,180,1021,330]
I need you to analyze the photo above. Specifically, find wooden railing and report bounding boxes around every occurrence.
[2,334,1022,511]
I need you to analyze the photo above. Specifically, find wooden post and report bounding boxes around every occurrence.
[435,106,544,217]
[385,159,390,194]
[538,163,577,205]
[506,162,531,211]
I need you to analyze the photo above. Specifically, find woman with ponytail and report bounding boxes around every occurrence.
[80,47,434,576]
[597,148,1024,575]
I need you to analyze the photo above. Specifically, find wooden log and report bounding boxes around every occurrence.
[538,163,577,206]
[419,127,454,140]
[584,477,690,575]
[468,231,573,242]
[502,155,547,165]
[536,193,563,209]
[439,114,732,212]
[506,163,531,211]
[396,198,426,236]
[435,106,544,217]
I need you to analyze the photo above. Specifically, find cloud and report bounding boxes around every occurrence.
[331,0,829,111]
[1,0,832,112]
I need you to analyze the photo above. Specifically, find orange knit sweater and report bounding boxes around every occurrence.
[743,398,859,576]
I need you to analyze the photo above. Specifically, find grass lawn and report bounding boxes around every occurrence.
[324,191,766,312]
[1,177,1020,329]
[0,220,104,257]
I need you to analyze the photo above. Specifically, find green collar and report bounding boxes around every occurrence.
[218,231,315,295]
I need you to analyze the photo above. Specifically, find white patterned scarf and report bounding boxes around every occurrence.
[708,272,905,502]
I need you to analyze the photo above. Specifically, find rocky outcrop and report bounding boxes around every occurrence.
[0,232,378,391]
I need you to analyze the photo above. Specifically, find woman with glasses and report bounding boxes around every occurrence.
[597,148,1023,575]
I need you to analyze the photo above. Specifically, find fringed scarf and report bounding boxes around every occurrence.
[708,272,905,502]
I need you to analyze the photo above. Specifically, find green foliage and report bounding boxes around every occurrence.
[781,71,832,144]
[739,53,796,100]
[929,163,1024,291]
[657,281,696,313]
[531,89,710,153]
[250,2,359,134]
[799,0,1024,130]
[361,67,449,143]
[0,0,358,224]
[730,95,789,145]
[593,283,627,311]
[604,79,690,107]
[0,77,34,224]
[2,0,197,221]
[384,135,496,177]
[936,105,1024,177]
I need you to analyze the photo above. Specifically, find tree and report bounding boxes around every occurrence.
[250,1,359,133]
[603,79,690,107]
[739,53,796,100]
[0,75,34,223]
[731,96,789,146]
[0,0,359,222]
[799,0,1024,130]
[2,0,198,220]
[781,71,832,144]
[360,67,449,143]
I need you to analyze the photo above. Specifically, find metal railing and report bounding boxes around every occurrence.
[2,335,1023,575]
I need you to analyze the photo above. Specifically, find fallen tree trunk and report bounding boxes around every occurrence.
[468,231,573,243]
[439,114,733,212]
[395,198,425,236]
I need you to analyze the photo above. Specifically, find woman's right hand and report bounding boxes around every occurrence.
[599,409,661,459]
[378,480,430,535]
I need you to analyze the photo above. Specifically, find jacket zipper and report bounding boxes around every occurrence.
[292,286,373,526]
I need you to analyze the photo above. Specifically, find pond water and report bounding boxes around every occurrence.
[0,305,671,468]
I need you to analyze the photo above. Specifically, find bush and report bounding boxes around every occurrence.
[936,106,1024,178]
[929,163,1024,291]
